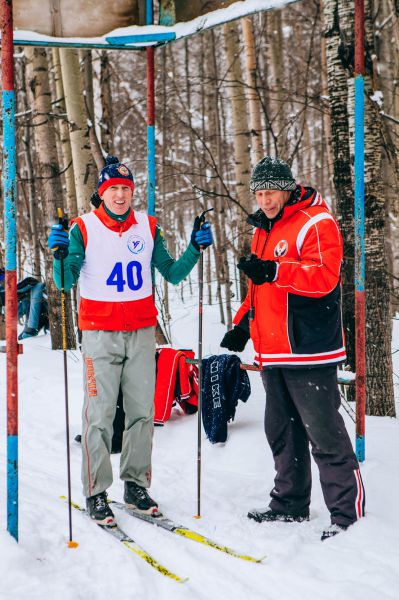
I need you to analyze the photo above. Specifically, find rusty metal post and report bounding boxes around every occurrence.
[1,0,20,541]
[354,0,366,462]
[146,0,155,216]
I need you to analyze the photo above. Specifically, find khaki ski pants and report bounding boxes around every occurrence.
[81,328,156,498]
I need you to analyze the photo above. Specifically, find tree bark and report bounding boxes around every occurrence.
[59,48,96,214]
[242,16,264,164]
[223,20,253,301]
[362,0,395,415]
[269,10,286,155]
[323,0,356,379]
[18,55,41,279]
[80,50,105,171]
[51,48,78,217]
[24,46,75,350]
[100,51,114,155]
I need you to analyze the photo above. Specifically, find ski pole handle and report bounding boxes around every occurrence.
[198,207,214,226]
[53,208,69,259]
[197,208,214,251]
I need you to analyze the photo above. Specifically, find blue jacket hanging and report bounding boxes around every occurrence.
[201,354,251,444]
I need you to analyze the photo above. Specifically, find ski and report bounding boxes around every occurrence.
[110,499,266,563]
[60,496,188,583]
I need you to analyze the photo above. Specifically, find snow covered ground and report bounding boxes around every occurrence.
[1,291,399,599]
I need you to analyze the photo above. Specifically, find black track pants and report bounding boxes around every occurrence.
[261,366,365,527]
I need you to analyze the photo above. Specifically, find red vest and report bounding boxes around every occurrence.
[74,204,158,331]
[154,348,198,425]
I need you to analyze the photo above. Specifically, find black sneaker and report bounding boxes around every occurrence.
[247,508,309,523]
[321,524,348,541]
[86,491,115,525]
[124,481,158,514]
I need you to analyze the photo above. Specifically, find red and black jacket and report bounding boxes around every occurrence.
[234,186,346,368]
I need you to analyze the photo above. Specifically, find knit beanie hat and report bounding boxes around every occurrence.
[250,156,296,193]
[97,155,134,196]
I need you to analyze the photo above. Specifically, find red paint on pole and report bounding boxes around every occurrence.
[354,0,366,461]
[1,0,14,90]
[355,290,366,440]
[147,47,155,125]
[2,0,18,438]
[5,272,18,436]
[354,0,364,75]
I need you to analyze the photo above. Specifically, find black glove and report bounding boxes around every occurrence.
[220,326,250,352]
[237,254,277,285]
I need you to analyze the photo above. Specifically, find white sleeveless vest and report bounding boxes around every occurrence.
[79,211,154,302]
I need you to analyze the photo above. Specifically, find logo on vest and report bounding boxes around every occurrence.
[274,240,288,257]
[127,235,145,254]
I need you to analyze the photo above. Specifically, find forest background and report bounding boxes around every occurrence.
[0,0,398,419]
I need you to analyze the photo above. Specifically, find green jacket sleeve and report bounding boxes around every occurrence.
[152,225,200,285]
[52,222,85,292]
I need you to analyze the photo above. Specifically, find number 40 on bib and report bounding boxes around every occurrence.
[106,261,143,292]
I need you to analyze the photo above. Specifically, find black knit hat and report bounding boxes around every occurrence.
[250,156,296,193]
[97,155,134,196]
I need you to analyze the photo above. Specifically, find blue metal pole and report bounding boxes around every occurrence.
[146,0,156,216]
[354,0,366,462]
[4,89,18,540]
[1,0,19,541]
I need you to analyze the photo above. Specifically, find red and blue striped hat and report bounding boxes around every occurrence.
[98,155,135,196]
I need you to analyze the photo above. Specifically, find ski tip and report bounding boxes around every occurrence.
[257,554,267,563]
[67,540,79,549]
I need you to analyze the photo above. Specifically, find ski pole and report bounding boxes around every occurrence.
[195,207,213,519]
[56,208,78,549]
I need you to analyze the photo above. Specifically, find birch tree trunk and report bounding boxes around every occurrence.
[223,20,253,301]
[25,46,75,350]
[51,48,77,217]
[269,10,286,155]
[374,0,399,311]
[19,56,41,279]
[362,0,395,415]
[100,51,114,155]
[242,16,264,164]
[59,48,96,214]
[324,0,395,416]
[80,50,105,170]
[207,29,233,326]
[319,0,334,202]
[323,0,356,379]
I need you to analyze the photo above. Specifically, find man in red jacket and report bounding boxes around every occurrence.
[221,156,365,540]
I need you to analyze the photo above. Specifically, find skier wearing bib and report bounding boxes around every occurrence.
[48,156,213,524]
[220,156,365,541]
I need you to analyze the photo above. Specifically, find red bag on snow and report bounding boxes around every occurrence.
[154,348,198,425]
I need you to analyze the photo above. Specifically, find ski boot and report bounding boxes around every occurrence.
[86,491,115,525]
[124,481,159,515]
